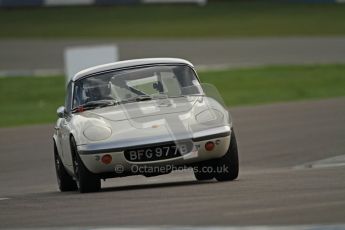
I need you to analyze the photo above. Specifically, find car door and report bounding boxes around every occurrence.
[54,118,64,156]
[59,82,74,168]
[60,116,73,168]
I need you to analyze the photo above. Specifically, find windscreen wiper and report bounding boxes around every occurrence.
[119,95,152,104]
[72,100,118,113]
[133,95,152,101]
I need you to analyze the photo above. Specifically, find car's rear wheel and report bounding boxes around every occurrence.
[70,137,101,193]
[54,141,77,192]
[214,128,239,181]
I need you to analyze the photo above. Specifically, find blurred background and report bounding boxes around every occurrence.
[0,0,345,127]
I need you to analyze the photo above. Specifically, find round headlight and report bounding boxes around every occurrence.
[195,109,224,125]
[83,125,112,141]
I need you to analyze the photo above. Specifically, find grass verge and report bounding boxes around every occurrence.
[199,64,345,106]
[1,64,345,127]
[1,2,345,38]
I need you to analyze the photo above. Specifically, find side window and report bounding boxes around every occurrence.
[65,82,73,113]
[174,66,197,87]
[72,82,84,108]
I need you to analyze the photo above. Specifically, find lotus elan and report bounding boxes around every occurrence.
[53,58,239,193]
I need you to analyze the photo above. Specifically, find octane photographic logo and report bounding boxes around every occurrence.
[114,163,230,175]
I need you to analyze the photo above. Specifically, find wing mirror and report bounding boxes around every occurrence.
[57,106,66,118]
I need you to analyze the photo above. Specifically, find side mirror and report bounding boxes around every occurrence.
[57,106,66,118]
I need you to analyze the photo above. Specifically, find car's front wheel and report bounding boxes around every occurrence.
[70,137,101,193]
[214,128,239,181]
[54,141,77,192]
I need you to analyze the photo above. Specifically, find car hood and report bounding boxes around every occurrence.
[70,96,230,146]
[82,96,200,122]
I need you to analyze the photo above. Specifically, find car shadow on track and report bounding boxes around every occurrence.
[100,179,217,193]
[15,180,221,198]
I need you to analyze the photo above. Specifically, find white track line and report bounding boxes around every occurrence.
[294,154,345,169]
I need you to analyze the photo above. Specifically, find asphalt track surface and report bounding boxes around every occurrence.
[1,37,345,75]
[0,98,345,228]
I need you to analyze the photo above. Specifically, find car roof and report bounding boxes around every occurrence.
[71,58,194,82]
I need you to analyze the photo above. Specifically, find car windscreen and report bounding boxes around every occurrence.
[72,65,203,109]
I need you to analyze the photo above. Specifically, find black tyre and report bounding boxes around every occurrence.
[54,141,77,192]
[70,137,101,193]
[193,161,215,181]
[214,128,239,181]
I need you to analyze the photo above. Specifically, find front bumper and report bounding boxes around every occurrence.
[78,126,231,174]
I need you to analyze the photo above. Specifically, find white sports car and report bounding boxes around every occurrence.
[53,58,239,193]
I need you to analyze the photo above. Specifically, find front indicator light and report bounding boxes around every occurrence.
[101,154,112,165]
[205,141,215,151]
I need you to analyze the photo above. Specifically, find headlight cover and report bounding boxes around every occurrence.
[195,109,224,126]
[83,125,112,141]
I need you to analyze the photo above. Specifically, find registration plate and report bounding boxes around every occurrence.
[124,143,192,162]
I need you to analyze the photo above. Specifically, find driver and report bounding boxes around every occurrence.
[83,79,113,103]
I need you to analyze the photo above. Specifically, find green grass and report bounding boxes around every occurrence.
[1,2,345,38]
[0,76,65,127]
[199,65,345,106]
[1,64,345,127]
